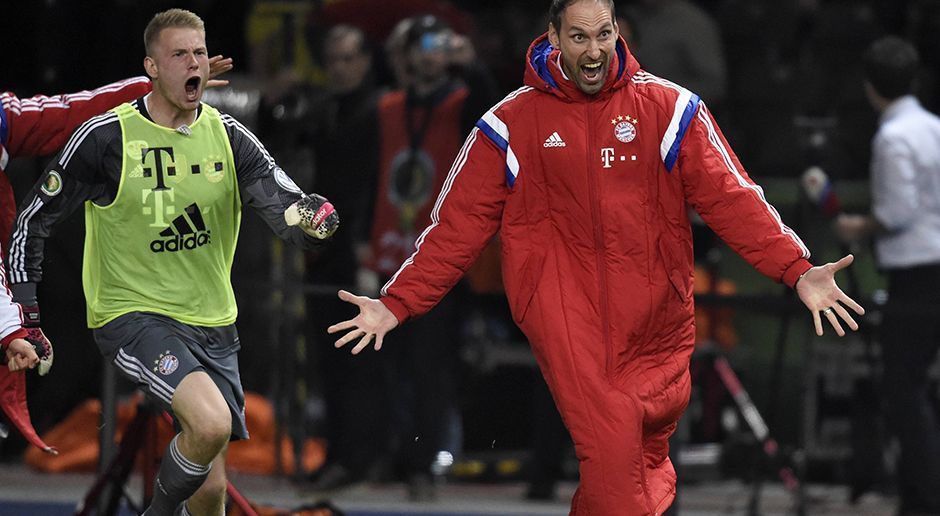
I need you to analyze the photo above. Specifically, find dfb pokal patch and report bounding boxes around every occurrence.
[40,171,63,197]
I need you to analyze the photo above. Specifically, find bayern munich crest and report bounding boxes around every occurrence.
[154,351,179,376]
[611,115,638,143]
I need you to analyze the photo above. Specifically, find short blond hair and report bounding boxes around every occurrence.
[144,8,205,56]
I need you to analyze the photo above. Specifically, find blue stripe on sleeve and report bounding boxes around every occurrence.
[664,94,701,172]
[0,104,8,146]
[475,119,508,152]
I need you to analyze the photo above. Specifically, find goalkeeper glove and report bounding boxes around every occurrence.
[19,304,53,376]
[284,193,340,239]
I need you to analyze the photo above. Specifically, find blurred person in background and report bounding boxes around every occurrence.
[628,0,727,106]
[305,24,386,491]
[359,14,498,501]
[8,9,337,515]
[385,17,415,90]
[835,36,940,516]
[329,0,863,514]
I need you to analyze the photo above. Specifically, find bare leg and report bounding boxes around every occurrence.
[143,371,231,516]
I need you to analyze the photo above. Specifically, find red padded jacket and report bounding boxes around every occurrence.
[380,34,812,515]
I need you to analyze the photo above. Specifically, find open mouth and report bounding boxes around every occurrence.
[184,76,201,101]
[581,61,604,83]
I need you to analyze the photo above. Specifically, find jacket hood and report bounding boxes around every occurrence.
[523,32,640,102]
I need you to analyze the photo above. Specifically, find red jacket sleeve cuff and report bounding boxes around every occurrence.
[1,328,29,349]
[380,296,411,324]
[782,259,813,289]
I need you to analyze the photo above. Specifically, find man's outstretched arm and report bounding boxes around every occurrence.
[2,55,231,159]
[328,121,511,353]
[678,101,864,336]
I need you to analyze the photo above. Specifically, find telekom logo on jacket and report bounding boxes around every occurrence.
[601,147,638,169]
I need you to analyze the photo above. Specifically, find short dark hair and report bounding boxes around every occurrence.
[549,0,616,32]
[863,36,919,100]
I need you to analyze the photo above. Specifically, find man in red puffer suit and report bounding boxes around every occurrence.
[328,1,865,514]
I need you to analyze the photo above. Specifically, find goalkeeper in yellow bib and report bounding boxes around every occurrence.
[7,9,338,516]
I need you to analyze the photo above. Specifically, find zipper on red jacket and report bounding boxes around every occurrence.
[585,101,613,380]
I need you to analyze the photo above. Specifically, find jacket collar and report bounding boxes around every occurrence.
[523,32,639,102]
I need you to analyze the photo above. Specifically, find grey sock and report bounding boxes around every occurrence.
[142,434,211,516]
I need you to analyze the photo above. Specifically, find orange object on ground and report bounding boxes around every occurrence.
[25,391,325,476]
[693,264,739,349]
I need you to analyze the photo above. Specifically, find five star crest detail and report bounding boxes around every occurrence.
[611,115,639,125]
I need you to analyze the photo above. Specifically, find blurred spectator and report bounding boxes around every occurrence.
[317,0,474,52]
[365,15,498,501]
[835,36,940,515]
[305,24,386,491]
[629,0,727,106]
[470,4,547,93]
[385,17,416,89]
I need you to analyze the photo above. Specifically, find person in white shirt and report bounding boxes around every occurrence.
[835,36,940,515]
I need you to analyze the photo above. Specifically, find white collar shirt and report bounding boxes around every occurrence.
[871,95,940,269]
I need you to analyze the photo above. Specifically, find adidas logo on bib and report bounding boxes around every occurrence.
[543,132,566,148]
[150,203,212,253]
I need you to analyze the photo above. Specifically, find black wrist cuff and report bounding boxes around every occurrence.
[11,283,37,306]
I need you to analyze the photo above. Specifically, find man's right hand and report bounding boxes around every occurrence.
[327,290,399,354]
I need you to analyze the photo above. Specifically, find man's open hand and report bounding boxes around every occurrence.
[796,254,866,336]
[327,290,399,354]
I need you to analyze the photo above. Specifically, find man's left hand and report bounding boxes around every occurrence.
[285,194,340,240]
[795,254,865,336]
[5,339,39,372]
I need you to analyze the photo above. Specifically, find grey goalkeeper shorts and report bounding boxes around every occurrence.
[93,312,249,440]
